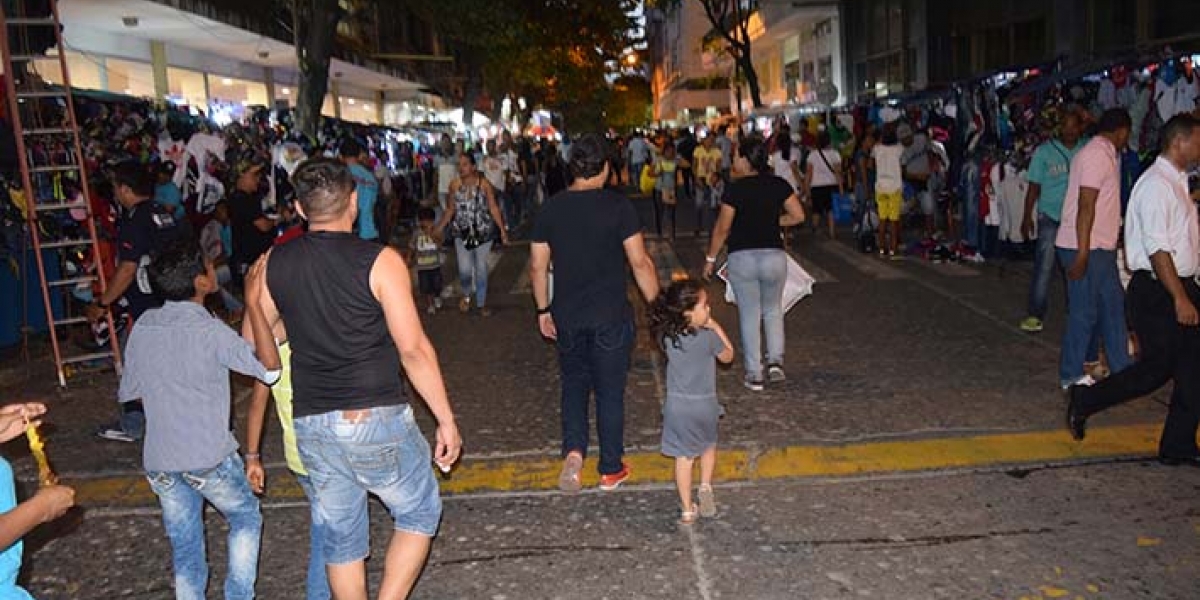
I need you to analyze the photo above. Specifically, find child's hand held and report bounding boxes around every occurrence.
[34,485,74,523]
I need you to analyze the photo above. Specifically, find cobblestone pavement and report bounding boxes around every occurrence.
[0,191,1192,598]
[24,461,1200,599]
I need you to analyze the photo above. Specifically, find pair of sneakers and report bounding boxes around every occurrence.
[558,452,630,493]
[744,364,786,392]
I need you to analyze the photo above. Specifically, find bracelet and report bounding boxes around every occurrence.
[244,452,261,461]
[536,306,551,315]
[94,299,109,309]
[705,256,717,264]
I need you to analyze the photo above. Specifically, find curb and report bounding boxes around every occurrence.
[64,423,1166,510]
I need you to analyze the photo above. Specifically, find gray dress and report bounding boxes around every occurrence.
[661,329,725,458]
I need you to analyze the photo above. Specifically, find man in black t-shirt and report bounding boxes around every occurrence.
[677,129,698,201]
[227,157,275,282]
[89,161,181,442]
[530,134,660,493]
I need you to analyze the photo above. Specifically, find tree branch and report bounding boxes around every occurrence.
[700,0,744,55]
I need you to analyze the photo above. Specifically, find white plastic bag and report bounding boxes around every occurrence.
[717,254,814,313]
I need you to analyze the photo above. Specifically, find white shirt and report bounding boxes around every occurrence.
[483,154,507,192]
[1124,156,1200,277]
[807,149,841,188]
[771,147,801,189]
[872,143,904,193]
[503,149,522,182]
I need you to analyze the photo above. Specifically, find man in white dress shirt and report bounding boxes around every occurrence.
[1067,115,1200,468]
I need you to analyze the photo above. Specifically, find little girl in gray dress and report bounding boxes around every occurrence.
[651,279,734,525]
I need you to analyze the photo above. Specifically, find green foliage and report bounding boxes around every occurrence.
[605,75,653,132]
[419,0,639,129]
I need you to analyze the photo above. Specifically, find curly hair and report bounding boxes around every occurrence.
[649,278,706,354]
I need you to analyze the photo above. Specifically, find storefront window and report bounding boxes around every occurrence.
[31,53,103,92]
[208,75,269,108]
[167,67,207,111]
[276,86,294,110]
[106,58,156,98]
[342,97,380,125]
[206,75,269,125]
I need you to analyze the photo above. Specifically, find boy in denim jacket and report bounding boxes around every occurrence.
[119,240,281,600]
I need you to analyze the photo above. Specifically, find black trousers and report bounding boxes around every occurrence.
[652,191,677,239]
[1077,271,1200,457]
[680,167,694,200]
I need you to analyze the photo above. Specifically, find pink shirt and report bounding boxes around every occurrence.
[1056,136,1122,250]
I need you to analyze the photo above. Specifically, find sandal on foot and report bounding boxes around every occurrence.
[679,504,698,525]
[698,485,717,518]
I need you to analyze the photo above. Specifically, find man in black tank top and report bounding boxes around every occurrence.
[258,158,461,600]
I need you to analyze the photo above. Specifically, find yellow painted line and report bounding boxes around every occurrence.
[66,424,1166,509]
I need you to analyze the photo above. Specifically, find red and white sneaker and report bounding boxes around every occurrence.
[598,463,630,491]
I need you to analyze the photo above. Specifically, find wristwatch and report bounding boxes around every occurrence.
[705,256,717,264]
[93,299,109,310]
[536,306,551,315]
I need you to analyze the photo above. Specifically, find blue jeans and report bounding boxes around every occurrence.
[117,324,145,439]
[557,318,634,475]
[146,453,262,600]
[1026,214,1059,320]
[1057,248,1132,385]
[216,264,244,313]
[961,160,982,248]
[294,404,442,565]
[295,473,331,600]
[629,162,645,189]
[455,239,492,308]
[727,249,788,379]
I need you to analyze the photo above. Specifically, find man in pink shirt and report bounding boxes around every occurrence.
[1055,109,1134,389]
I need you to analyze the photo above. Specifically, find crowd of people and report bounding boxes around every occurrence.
[4,65,1200,598]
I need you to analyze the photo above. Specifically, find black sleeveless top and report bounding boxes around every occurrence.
[266,231,405,417]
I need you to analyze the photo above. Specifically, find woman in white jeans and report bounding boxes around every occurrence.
[435,153,509,316]
[703,137,806,390]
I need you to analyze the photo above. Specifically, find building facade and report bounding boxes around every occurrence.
[842,0,1200,101]
[27,0,445,126]
[647,1,732,125]
[647,0,847,125]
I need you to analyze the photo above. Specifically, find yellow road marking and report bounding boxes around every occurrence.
[67,423,1167,508]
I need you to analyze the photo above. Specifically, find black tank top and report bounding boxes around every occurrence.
[266,231,405,417]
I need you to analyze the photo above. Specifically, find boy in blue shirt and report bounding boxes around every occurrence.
[119,240,281,600]
[340,139,380,242]
[154,162,186,222]
[0,402,74,600]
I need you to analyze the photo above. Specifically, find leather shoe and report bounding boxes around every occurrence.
[1065,386,1087,441]
[1157,455,1200,468]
